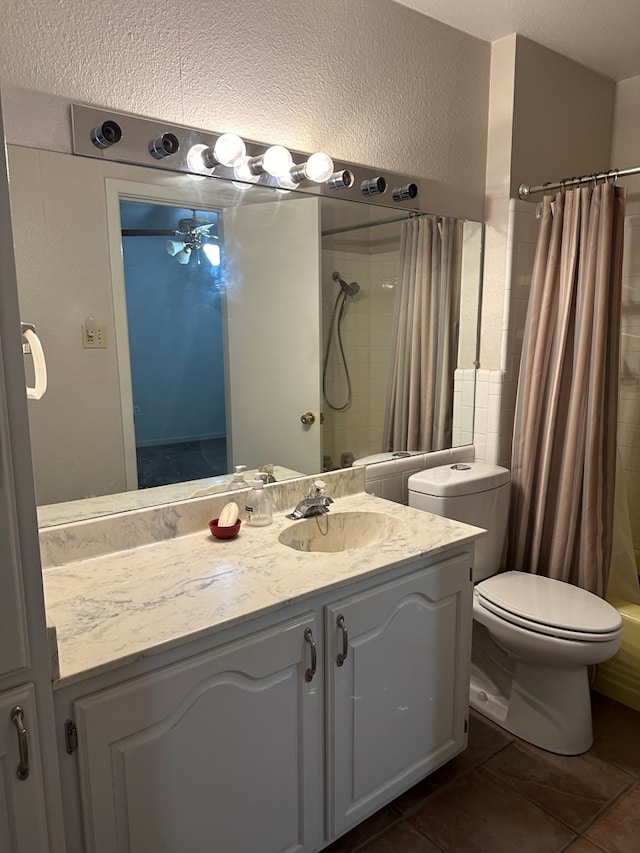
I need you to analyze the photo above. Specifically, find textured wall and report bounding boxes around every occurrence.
[511,37,615,197]
[481,35,616,371]
[612,75,640,210]
[0,0,490,220]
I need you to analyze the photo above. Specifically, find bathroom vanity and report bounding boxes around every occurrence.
[43,488,482,852]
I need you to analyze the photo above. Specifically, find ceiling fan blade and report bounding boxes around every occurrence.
[121,229,178,237]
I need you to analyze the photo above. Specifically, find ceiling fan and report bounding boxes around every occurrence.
[121,210,220,266]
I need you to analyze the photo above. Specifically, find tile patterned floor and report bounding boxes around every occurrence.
[325,692,640,853]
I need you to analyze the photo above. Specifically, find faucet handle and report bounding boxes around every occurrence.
[310,479,327,497]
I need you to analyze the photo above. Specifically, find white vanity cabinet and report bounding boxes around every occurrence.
[325,552,472,838]
[0,102,65,851]
[62,546,473,853]
[0,686,51,852]
[73,611,323,853]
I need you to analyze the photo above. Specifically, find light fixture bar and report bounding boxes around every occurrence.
[72,104,422,211]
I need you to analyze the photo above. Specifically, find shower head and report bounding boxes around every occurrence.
[332,270,360,297]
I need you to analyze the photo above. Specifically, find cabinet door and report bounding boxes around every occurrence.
[326,554,472,838]
[74,613,323,853]
[0,684,50,853]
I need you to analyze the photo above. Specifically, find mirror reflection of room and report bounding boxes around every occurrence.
[9,135,482,525]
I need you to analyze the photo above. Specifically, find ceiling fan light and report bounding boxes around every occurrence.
[166,239,185,256]
[202,243,221,266]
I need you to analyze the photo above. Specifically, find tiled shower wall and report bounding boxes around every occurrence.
[321,247,398,469]
[473,199,538,468]
[325,221,485,502]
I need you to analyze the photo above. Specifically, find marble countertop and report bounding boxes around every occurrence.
[42,492,484,688]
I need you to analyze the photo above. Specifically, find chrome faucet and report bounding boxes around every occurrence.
[286,480,334,520]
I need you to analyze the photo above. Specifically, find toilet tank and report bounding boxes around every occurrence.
[408,462,511,582]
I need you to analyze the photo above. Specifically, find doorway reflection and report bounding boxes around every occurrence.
[119,200,228,488]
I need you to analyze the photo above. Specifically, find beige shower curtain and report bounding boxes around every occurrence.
[383,215,463,452]
[509,183,626,597]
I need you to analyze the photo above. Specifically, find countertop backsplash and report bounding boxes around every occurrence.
[39,467,365,569]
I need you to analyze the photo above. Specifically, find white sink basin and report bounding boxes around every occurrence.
[278,511,404,553]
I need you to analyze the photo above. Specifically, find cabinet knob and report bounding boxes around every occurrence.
[336,614,349,666]
[304,628,317,682]
[10,705,30,780]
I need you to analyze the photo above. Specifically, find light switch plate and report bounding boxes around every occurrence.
[82,322,107,348]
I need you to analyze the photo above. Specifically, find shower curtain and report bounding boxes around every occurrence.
[509,183,626,598]
[383,215,463,452]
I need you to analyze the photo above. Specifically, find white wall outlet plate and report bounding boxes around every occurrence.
[82,322,107,348]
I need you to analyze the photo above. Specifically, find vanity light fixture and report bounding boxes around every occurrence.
[186,144,213,176]
[288,152,335,184]
[148,132,180,160]
[186,133,247,175]
[90,120,122,149]
[361,177,387,196]
[75,104,422,209]
[243,144,293,178]
[326,169,355,190]
[212,133,247,167]
[233,155,261,184]
[392,182,418,201]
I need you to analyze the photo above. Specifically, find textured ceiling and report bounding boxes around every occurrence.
[393,0,640,81]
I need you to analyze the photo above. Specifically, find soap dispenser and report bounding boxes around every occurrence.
[231,465,250,489]
[245,478,273,527]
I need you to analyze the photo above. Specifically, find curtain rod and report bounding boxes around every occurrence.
[322,213,415,237]
[518,164,640,199]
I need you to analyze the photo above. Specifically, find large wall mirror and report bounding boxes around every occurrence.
[6,100,484,527]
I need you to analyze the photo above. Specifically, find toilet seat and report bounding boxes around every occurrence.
[475,571,622,642]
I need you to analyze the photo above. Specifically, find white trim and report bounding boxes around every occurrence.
[105,180,137,491]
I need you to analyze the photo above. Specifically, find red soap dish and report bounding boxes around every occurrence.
[209,518,242,540]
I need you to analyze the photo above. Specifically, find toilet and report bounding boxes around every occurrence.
[408,462,623,755]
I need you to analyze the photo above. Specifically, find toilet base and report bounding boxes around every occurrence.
[470,660,593,755]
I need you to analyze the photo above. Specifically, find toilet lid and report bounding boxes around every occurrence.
[476,572,622,640]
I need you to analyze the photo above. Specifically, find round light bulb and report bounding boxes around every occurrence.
[304,152,334,183]
[262,145,293,178]
[213,133,246,167]
[186,144,213,177]
[276,173,299,190]
[234,155,260,184]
